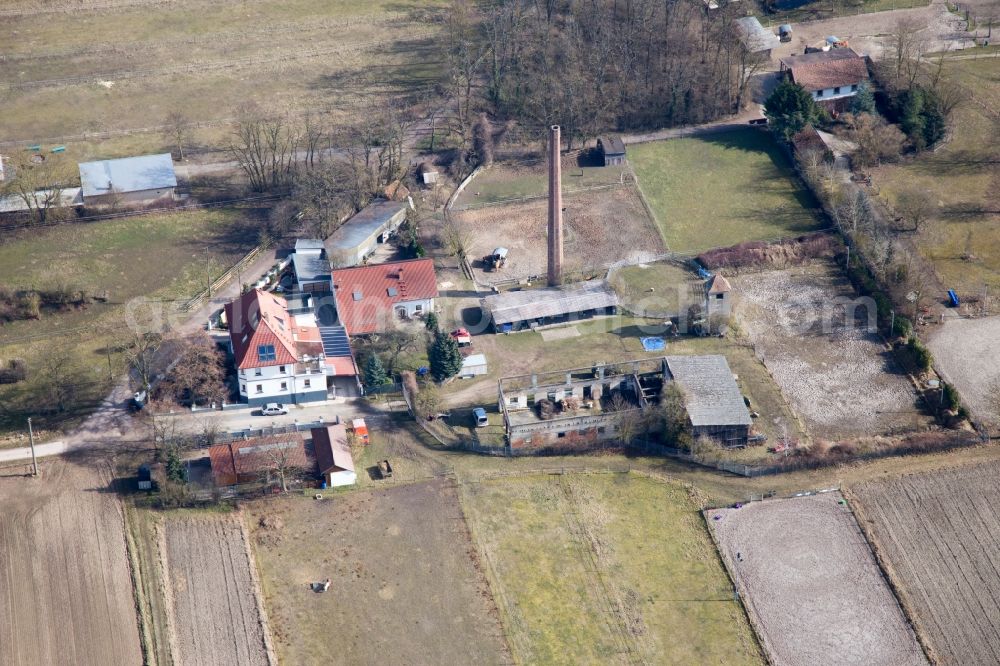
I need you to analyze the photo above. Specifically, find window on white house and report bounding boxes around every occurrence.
[279,365,287,374]
[557,432,566,438]
[255,384,263,394]
[240,384,246,394]
[597,426,607,434]
[304,379,311,388]
[254,368,262,377]
[414,304,423,312]
[833,86,841,94]
[851,84,858,92]
[280,382,287,391]
[510,397,519,405]
[815,90,823,98]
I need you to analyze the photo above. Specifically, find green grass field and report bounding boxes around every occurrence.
[0,208,261,438]
[629,129,824,253]
[873,58,1000,299]
[461,472,763,665]
[454,159,628,208]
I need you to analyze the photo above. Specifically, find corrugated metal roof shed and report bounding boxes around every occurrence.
[664,355,752,427]
[481,280,620,326]
[78,153,177,197]
[326,200,408,253]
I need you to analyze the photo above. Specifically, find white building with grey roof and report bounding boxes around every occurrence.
[78,153,177,207]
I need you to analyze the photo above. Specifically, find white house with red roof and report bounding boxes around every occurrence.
[225,289,357,406]
[331,258,438,335]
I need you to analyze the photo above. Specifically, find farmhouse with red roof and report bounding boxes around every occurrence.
[779,48,869,112]
[225,289,357,406]
[331,258,438,335]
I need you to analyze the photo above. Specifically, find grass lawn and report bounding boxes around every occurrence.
[872,58,1000,299]
[629,129,824,253]
[461,472,763,665]
[454,159,628,208]
[0,208,261,439]
[610,260,702,315]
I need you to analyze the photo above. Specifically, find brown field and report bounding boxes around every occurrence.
[0,0,445,158]
[852,463,1000,665]
[452,184,664,285]
[707,492,926,666]
[246,479,510,665]
[733,261,930,439]
[0,460,143,666]
[161,515,274,666]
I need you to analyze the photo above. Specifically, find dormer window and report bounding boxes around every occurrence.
[258,344,277,362]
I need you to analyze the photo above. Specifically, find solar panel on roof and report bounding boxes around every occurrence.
[319,325,353,357]
[387,287,398,297]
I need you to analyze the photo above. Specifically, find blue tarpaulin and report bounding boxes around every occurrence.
[641,337,665,351]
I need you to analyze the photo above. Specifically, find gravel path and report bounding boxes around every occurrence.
[708,492,926,666]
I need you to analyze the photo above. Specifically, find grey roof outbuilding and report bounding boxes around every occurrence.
[482,280,620,327]
[78,153,177,198]
[665,355,752,427]
[735,16,781,53]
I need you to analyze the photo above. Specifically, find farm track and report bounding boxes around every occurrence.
[0,0,321,18]
[0,461,143,666]
[854,465,1000,664]
[162,516,273,666]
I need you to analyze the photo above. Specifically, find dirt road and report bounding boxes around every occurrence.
[0,460,143,665]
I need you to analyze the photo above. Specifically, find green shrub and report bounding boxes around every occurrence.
[942,382,962,411]
[892,315,913,339]
[902,337,933,372]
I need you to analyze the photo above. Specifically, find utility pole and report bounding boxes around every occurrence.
[890,310,895,337]
[106,345,113,382]
[27,417,38,477]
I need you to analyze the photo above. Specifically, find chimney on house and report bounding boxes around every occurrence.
[547,125,564,287]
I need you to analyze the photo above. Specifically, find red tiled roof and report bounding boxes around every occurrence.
[208,434,312,486]
[706,273,732,294]
[332,259,438,335]
[225,289,315,369]
[312,425,355,475]
[324,356,357,376]
[780,48,868,92]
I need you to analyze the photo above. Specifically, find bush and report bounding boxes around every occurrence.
[536,399,557,420]
[900,337,933,373]
[941,382,962,412]
[0,359,27,384]
[892,315,913,339]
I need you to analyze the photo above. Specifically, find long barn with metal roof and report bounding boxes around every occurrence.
[481,280,620,332]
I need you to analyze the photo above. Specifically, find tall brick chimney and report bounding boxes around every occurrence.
[547,125,564,287]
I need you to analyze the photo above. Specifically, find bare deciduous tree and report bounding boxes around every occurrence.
[227,107,299,192]
[164,110,192,161]
[0,154,76,225]
[896,189,936,232]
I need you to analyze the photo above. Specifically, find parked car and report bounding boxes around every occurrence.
[259,403,288,416]
[472,407,489,427]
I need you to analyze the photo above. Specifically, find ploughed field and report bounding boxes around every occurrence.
[707,492,926,666]
[161,515,274,666]
[852,463,1000,665]
[0,460,143,666]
